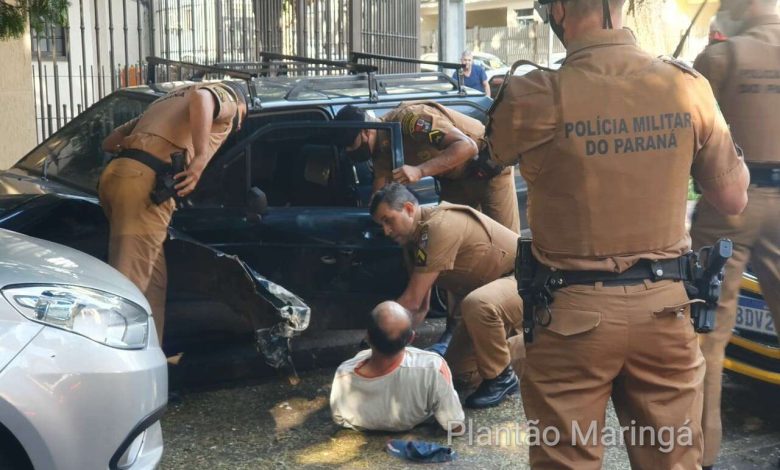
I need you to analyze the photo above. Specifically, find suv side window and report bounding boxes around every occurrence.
[189,110,332,208]
[16,93,150,194]
[247,127,365,208]
[191,117,404,210]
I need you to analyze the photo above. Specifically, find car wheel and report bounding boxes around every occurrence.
[0,426,33,470]
[428,286,448,318]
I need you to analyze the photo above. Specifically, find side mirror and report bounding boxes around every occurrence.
[246,187,268,222]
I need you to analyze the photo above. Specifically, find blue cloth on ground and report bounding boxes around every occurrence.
[386,439,456,463]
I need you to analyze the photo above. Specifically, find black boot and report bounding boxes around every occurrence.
[465,365,519,409]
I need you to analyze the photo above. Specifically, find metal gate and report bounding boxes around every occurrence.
[30,0,420,143]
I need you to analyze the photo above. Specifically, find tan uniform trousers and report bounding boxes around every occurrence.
[98,158,175,343]
[444,276,524,390]
[691,187,780,467]
[522,279,705,470]
[439,166,520,234]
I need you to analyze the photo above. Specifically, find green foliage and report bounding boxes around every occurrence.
[0,2,27,39]
[0,0,69,41]
[688,178,700,201]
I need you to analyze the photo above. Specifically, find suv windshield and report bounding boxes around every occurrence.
[16,93,150,194]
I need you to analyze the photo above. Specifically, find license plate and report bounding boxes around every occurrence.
[736,295,776,337]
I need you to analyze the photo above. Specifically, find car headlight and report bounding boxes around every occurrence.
[2,284,149,349]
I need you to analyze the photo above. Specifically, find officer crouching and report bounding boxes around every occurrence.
[370,183,524,408]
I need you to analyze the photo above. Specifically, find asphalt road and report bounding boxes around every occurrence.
[159,367,779,469]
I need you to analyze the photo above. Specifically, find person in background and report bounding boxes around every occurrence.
[453,50,490,96]
[691,0,780,467]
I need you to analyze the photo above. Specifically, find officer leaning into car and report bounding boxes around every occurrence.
[99,81,248,344]
[689,0,780,467]
[486,0,749,466]
[370,183,524,409]
[334,102,520,234]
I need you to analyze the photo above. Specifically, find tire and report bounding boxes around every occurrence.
[428,286,449,318]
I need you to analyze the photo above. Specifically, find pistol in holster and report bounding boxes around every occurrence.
[684,238,732,333]
[150,151,191,208]
[467,147,506,180]
[515,238,555,344]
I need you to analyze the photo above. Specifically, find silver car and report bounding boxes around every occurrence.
[0,229,166,469]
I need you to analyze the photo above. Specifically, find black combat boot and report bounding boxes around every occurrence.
[464,365,519,409]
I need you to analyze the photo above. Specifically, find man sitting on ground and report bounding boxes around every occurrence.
[330,301,465,433]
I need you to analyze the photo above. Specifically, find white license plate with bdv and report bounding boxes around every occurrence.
[736,295,776,337]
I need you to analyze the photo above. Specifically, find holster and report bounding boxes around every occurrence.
[685,238,732,333]
[515,238,553,344]
[514,238,732,340]
[113,149,190,208]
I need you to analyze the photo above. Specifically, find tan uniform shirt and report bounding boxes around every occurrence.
[405,203,517,298]
[374,102,485,181]
[694,15,780,164]
[118,82,239,163]
[487,29,743,272]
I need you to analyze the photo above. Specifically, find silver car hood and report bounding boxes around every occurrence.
[0,229,148,310]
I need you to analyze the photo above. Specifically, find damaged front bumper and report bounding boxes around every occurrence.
[165,232,310,372]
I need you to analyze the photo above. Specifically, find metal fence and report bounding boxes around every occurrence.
[30,0,420,144]
[467,24,566,65]
[422,23,566,66]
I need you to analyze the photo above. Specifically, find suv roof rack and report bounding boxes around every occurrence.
[349,52,466,96]
[215,52,378,77]
[146,56,262,107]
[144,53,470,104]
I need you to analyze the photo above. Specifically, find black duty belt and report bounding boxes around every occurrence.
[549,257,692,287]
[113,148,171,174]
[747,163,780,188]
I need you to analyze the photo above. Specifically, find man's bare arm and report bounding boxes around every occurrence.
[101,117,139,153]
[396,271,438,327]
[483,79,491,97]
[393,127,478,185]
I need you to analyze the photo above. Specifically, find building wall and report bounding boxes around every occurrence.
[0,34,37,169]
[467,8,507,28]
[32,0,146,143]
[420,0,536,53]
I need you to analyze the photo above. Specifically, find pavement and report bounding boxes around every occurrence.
[159,360,779,469]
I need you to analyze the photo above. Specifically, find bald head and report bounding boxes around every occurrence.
[367,301,413,356]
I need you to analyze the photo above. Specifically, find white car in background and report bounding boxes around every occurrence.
[0,229,166,469]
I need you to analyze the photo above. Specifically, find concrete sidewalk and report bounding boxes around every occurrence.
[160,368,779,469]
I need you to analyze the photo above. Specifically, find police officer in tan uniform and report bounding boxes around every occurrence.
[690,1,780,467]
[487,0,749,466]
[100,81,248,343]
[335,102,520,233]
[370,183,523,408]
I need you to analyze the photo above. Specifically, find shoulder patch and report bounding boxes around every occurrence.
[415,247,428,267]
[401,112,432,136]
[428,129,445,147]
[659,56,700,77]
[420,226,429,248]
